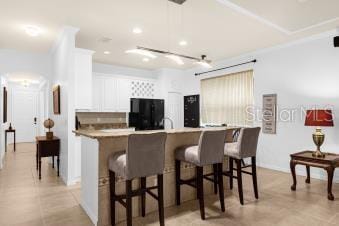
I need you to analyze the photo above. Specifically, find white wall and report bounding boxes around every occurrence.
[183,34,339,182]
[50,26,79,185]
[0,49,51,78]
[93,62,157,79]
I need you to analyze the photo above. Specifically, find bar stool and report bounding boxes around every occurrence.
[223,127,261,205]
[108,132,167,226]
[175,130,227,220]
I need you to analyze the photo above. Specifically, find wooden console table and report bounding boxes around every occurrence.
[36,136,60,180]
[5,129,16,152]
[290,151,339,200]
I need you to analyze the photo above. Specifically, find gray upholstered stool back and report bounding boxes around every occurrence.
[198,130,227,166]
[237,127,261,159]
[126,132,167,179]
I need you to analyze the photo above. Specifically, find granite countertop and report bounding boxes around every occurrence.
[73,127,237,139]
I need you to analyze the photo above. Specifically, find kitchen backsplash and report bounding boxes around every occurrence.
[76,112,127,129]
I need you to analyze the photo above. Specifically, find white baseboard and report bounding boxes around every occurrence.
[257,162,339,183]
[81,200,98,226]
[66,177,81,186]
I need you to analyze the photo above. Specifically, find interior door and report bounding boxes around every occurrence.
[167,92,183,129]
[11,88,38,143]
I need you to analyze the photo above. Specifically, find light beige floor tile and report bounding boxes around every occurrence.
[1,142,339,226]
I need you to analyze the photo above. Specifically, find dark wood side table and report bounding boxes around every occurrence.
[36,136,60,180]
[5,129,16,152]
[290,150,339,200]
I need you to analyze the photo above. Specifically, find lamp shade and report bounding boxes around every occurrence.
[305,110,334,127]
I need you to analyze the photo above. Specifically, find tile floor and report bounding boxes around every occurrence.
[0,143,338,226]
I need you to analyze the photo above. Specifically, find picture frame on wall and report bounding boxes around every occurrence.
[3,87,7,123]
[53,85,61,114]
[262,94,277,134]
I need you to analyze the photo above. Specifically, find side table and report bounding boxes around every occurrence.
[290,150,339,200]
[36,136,60,180]
[5,129,16,152]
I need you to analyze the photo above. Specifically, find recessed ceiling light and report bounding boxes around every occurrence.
[179,40,187,46]
[142,58,150,62]
[24,25,42,37]
[104,51,111,55]
[133,27,143,34]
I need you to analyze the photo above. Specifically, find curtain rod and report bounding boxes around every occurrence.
[194,59,257,76]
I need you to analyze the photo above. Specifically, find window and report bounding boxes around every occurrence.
[200,70,254,126]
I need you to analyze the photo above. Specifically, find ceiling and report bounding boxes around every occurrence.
[1,0,339,70]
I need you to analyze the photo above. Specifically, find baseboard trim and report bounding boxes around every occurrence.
[81,200,98,226]
[66,177,81,186]
[257,162,339,183]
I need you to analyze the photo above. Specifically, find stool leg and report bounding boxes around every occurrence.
[213,164,218,194]
[252,157,259,199]
[109,171,116,226]
[229,157,233,190]
[126,180,132,226]
[196,166,205,220]
[175,160,181,206]
[236,159,244,205]
[157,174,164,226]
[217,163,225,212]
[140,177,146,217]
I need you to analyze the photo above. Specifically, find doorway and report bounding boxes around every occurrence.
[10,87,39,142]
[167,92,184,129]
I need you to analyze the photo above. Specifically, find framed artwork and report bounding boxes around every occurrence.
[3,87,7,123]
[53,85,61,114]
[262,94,277,134]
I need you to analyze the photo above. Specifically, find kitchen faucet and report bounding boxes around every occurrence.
[162,117,174,129]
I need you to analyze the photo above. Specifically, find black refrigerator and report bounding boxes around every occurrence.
[184,95,200,128]
[129,98,164,130]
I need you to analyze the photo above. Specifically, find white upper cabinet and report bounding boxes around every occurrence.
[116,79,131,112]
[102,77,118,112]
[92,74,138,112]
[92,76,103,112]
[74,48,95,110]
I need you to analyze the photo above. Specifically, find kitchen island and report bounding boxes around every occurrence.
[74,127,235,226]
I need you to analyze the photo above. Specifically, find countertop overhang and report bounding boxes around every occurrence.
[73,127,237,139]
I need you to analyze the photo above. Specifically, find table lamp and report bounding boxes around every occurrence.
[44,118,55,140]
[305,109,334,158]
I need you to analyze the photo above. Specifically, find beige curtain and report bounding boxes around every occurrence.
[201,70,254,126]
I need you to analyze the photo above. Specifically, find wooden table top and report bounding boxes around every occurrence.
[36,136,60,142]
[291,151,339,163]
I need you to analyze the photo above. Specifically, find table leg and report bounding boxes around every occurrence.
[52,156,54,168]
[39,155,42,180]
[14,131,16,152]
[290,159,297,191]
[36,143,38,171]
[57,155,60,177]
[5,132,7,152]
[305,166,311,184]
[326,166,335,201]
